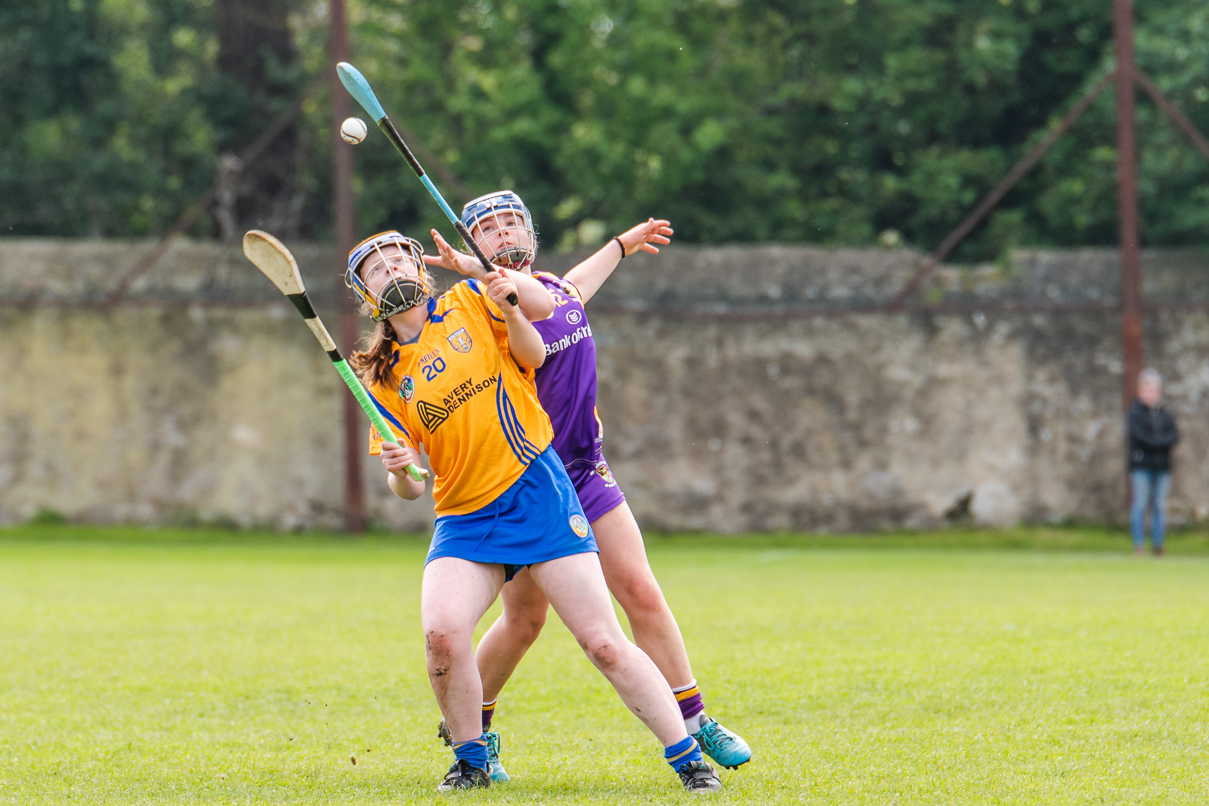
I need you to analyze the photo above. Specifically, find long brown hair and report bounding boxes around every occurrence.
[349,320,399,389]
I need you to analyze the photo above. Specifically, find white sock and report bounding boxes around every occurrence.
[684,713,705,734]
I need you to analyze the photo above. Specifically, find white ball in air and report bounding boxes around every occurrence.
[340,117,368,144]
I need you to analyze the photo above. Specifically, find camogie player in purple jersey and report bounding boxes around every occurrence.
[423,190,751,781]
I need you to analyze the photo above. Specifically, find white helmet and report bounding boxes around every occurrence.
[345,231,434,321]
[460,190,537,270]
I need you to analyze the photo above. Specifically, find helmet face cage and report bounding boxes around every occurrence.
[460,191,537,270]
[345,231,433,321]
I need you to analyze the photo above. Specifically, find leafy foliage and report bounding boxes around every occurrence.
[0,0,218,237]
[3,0,1209,258]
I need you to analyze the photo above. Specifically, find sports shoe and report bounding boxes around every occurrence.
[436,758,491,792]
[693,716,752,770]
[438,719,510,783]
[677,759,723,791]
[483,731,510,783]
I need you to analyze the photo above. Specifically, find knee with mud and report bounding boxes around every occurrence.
[579,633,622,673]
[424,628,465,677]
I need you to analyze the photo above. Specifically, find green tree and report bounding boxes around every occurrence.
[347,0,1122,256]
[3,0,1209,258]
[0,0,218,236]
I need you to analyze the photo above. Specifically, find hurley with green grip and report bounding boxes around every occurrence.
[242,229,428,482]
[335,61,519,308]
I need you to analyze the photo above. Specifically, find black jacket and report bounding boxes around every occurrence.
[1127,399,1179,472]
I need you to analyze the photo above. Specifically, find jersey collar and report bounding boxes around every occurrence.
[393,297,440,347]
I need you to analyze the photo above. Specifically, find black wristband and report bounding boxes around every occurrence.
[613,236,626,259]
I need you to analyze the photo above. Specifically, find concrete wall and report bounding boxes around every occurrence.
[4,238,1209,532]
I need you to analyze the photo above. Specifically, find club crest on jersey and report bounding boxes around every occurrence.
[399,375,415,403]
[595,460,617,488]
[569,514,590,538]
[447,328,473,353]
[566,309,582,325]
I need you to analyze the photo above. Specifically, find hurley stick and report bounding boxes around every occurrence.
[335,61,519,306]
[242,229,428,482]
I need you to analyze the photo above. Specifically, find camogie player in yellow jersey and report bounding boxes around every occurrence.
[345,230,721,792]
[422,191,750,778]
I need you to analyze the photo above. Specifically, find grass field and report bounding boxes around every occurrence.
[2,526,1208,805]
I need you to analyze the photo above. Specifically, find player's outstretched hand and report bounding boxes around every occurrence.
[380,441,424,478]
[423,229,484,278]
[617,218,673,258]
[484,271,519,310]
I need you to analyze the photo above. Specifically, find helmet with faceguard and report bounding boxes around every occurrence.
[460,190,537,271]
[345,231,434,321]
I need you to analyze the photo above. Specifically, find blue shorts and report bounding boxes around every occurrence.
[428,446,598,580]
[566,454,627,523]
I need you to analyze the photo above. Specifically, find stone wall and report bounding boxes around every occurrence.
[4,237,1209,532]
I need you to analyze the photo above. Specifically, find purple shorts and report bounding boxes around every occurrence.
[566,455,627,523]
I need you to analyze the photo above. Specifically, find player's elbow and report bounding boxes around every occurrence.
[512,344,546,370]
[518,353,545,371]
[524,293,555,322]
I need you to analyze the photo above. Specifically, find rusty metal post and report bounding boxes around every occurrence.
[886,72,1115,311]
[330,0,366,533]
[1133,70,1209,162]
[1114,0,1143,411]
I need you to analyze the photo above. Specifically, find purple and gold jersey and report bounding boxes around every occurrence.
[365,279,553,517]
[530,271,604,469]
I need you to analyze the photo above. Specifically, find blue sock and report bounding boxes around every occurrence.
[663,736,703,772]
[452,734,489,771]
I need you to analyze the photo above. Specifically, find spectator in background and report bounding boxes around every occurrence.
[1128,369,1179,556]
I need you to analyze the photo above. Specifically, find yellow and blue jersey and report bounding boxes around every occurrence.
[366,278,554,517]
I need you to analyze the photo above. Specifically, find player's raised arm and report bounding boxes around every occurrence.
[564,218,673,304]
[425,230,553,320]
[500,268,555,321]
[485,272,546,369]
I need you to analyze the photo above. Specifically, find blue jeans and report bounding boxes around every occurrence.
[1129,469,1171,551]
